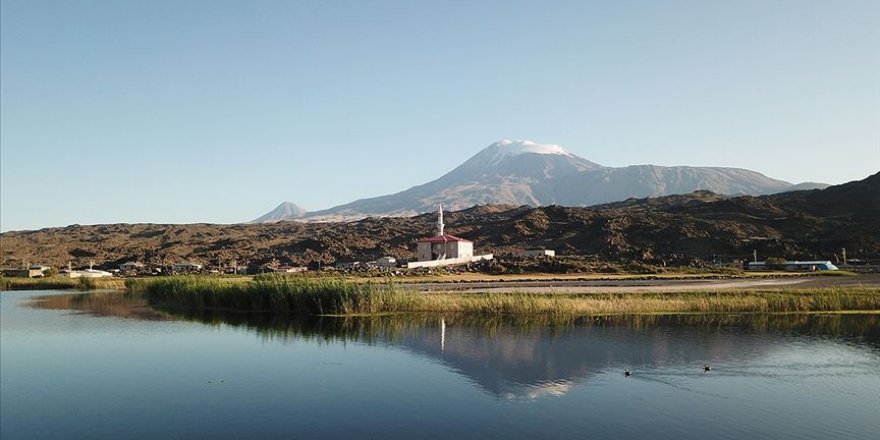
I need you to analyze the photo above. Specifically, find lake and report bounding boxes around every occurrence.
[2,290,879,439]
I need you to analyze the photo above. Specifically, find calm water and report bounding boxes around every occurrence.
[2,290,879,440]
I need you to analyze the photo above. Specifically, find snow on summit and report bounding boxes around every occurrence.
[493,139,572,157]
[484,140,573,168]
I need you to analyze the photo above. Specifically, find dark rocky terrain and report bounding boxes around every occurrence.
[2,173,877,271]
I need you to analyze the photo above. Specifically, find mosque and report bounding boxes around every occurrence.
[407,205,493,269]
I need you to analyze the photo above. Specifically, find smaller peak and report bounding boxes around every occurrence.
[489,139,571,157]
[277,201,304,209]
[251,201,308,223]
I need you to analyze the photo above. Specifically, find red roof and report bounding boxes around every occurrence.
[417,234,472,244]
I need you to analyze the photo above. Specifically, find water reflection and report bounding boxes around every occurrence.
[30,290,170,321]
[30,291,880,400]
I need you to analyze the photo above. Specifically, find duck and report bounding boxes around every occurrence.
[704,364,711,372]
[624,370,631,377]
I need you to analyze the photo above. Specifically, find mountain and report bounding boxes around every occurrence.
[781,182,831,192]
[2,173,877,269]
[255,140,822,222]
[251,202,307,223]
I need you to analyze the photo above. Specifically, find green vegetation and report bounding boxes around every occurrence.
[128,274,414,315]
[0,276,125,291]
[765,256,788,270]
[128,274,880,316]
[2,276,77,290]
[409,289,880,315]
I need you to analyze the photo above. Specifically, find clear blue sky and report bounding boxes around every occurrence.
[2,0,878,231]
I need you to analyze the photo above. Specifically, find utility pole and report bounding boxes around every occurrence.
[753,250,758,263]
[842,248,847,265]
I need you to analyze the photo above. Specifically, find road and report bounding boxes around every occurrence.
[403,274,880,294]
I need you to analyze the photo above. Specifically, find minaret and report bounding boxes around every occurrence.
[436,203,445,236]
[440,318,446,353]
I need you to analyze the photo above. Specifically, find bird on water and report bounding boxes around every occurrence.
[704,364,711,372]
[624,370,631,377]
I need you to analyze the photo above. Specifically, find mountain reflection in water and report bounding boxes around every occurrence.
[31,291,880,400]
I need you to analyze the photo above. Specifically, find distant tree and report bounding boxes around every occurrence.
[43,267,59,277]
[765,256,787,270]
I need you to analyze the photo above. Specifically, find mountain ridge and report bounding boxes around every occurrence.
[256,140,826,222]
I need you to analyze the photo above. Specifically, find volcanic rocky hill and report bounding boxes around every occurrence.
[3,173,877,270]
[256,140,828,222]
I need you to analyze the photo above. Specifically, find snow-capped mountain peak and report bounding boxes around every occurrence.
[491,139,572,158]
[468,139,599,175]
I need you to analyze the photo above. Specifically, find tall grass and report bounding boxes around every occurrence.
[1,276,124,291]
[413,289,880,315]
[129,274,414,315]
[1,276,126,291]
[128,274,880,316]
[1,276,77,291]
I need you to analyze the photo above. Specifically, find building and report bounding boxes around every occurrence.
[375,257,398,268]
[335,261,365,270]
[272,265,308,273]
[407,205,493,269]
[3,265,53,278]
[415,204,472,262]
[524,249,555,258]
[172,262,203,272]
[119,261,145,271]
[746,260,839,271]
[68,269,113,278]
[417,235,474,261]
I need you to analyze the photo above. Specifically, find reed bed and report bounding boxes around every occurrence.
[1,276,125,291]
[128,274,414,315]
[128,275,880,316]
[414,289,880,315]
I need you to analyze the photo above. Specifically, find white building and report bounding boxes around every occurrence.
[375,256,398,268]
[524,249,555,257]
[272,266,308,273]
[119,261,145,271]
[417,235,474,261]
[68,269,113,278]
[408,204,493,269]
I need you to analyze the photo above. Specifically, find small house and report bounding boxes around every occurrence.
[375,256,397,268]
[272,266,308,273]
[172,262,203,272]
[524,249,555,258]
[119,261,145,271]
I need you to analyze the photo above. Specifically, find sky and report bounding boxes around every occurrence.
[2,0,878,231]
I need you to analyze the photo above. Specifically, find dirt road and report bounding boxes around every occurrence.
[404,274,880,294]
